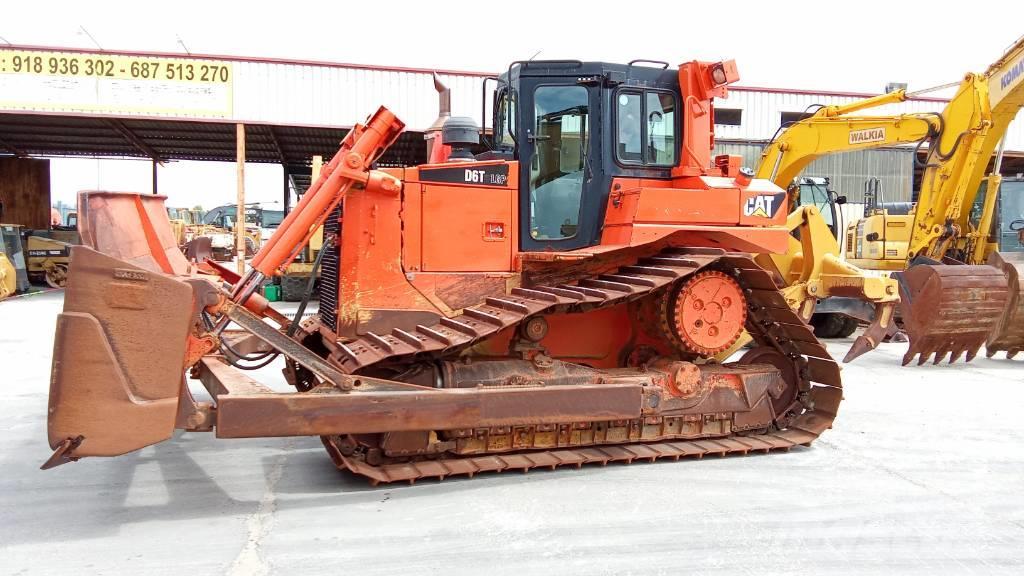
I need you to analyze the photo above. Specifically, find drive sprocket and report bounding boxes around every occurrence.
[663,270,747,356]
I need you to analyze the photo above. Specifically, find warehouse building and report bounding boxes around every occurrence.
[1,44,1022,223]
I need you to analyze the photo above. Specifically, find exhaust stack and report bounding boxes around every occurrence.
[425,72,452,163]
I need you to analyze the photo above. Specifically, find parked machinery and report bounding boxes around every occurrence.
[0,223,31,297]
[0,253,14,300]
[200,203,273,261]
[754,35,1024,364]
[0,223,30,299]
[43,57,843,483]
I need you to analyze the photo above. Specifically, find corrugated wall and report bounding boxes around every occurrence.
[232,62,489,130]
[714,141,915,203]
[227,60,1023,150]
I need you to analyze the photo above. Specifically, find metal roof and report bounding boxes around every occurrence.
[8,44,1019,149]
[0,112,427,167]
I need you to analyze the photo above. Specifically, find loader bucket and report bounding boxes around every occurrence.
[897,262,1010,365]
[44,246,194,468]
[985,251,1024,359]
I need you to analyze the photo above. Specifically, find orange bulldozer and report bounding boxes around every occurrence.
[44,58,842,484]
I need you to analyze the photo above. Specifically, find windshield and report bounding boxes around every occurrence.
[799,182,835,228]
[262,210,284,228]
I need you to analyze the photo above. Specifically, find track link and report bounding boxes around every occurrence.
[321,247,842,484]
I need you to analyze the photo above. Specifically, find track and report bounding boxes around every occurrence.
[316,247,842,485]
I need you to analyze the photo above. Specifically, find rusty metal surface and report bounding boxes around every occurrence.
[668,270,747,356]
[43,242,840,480]
[318,249,842,484]
[897,263,1010,365]
[843,301,898,363]
[325,432,813,486]
[222,301,353,390]
[986,251,1024,359]
[212,385,645,440]
[46,246,192,463]
[77,191,193,275]
[201,352,790,441]
[183,236,213,263]
[332,249,728,373]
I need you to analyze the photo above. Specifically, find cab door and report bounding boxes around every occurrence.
[517,80,602,251]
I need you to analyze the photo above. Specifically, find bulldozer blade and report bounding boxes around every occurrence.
[77,190,193,275]
[45,246,194,465]
[896,263,1010,366]
[842,301,897,363]
[985,251,1024,359]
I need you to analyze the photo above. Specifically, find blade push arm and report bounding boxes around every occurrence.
[227,108,405,308]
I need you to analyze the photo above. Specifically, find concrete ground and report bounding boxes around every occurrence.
[1,290,1022,576]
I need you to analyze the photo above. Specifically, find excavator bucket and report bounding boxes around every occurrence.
[44,191,197,468]
[985,251,1024,359]
[897,262,1010,365]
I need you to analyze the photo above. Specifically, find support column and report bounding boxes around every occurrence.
[151,159,158,195]
[282,164,290,216]
[236,123,246,275]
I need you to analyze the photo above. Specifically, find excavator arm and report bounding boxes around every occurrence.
[754,90,941,186]
[909,35,1024,263]
[758,35,1024,365]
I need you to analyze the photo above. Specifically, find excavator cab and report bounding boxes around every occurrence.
[792,177,844,240]
[1001,179,1024,252]
[973,177,1024,252]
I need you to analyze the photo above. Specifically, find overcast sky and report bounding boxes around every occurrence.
[4,1,1023,209]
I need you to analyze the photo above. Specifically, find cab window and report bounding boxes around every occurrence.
[529,85,589,240]
[496,89,516,148]
[616,89,677,166]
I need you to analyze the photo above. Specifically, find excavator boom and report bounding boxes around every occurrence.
[753,34,1024,365]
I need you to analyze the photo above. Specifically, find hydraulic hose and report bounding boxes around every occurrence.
[288,235,333,338]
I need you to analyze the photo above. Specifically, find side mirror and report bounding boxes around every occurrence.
[835,195,847,205]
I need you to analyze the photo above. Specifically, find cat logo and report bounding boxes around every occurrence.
[743,193,785,218]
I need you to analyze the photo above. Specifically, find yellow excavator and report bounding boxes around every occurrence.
[0,253,15,300]
[753,34,1024,364]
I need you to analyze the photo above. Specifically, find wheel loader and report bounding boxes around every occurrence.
[43,58,842,484]
[752,34,1024,365]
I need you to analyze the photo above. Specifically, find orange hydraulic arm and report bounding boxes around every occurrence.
[226,107,405,310]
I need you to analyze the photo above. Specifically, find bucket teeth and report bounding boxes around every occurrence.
[898,263,1009,367]
[948,346,966,364]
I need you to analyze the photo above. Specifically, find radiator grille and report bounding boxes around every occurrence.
[318,206,342,332]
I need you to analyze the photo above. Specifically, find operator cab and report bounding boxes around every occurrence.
[486,61,682,251]
[971,177,1024,252]
[794,177,845,239]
